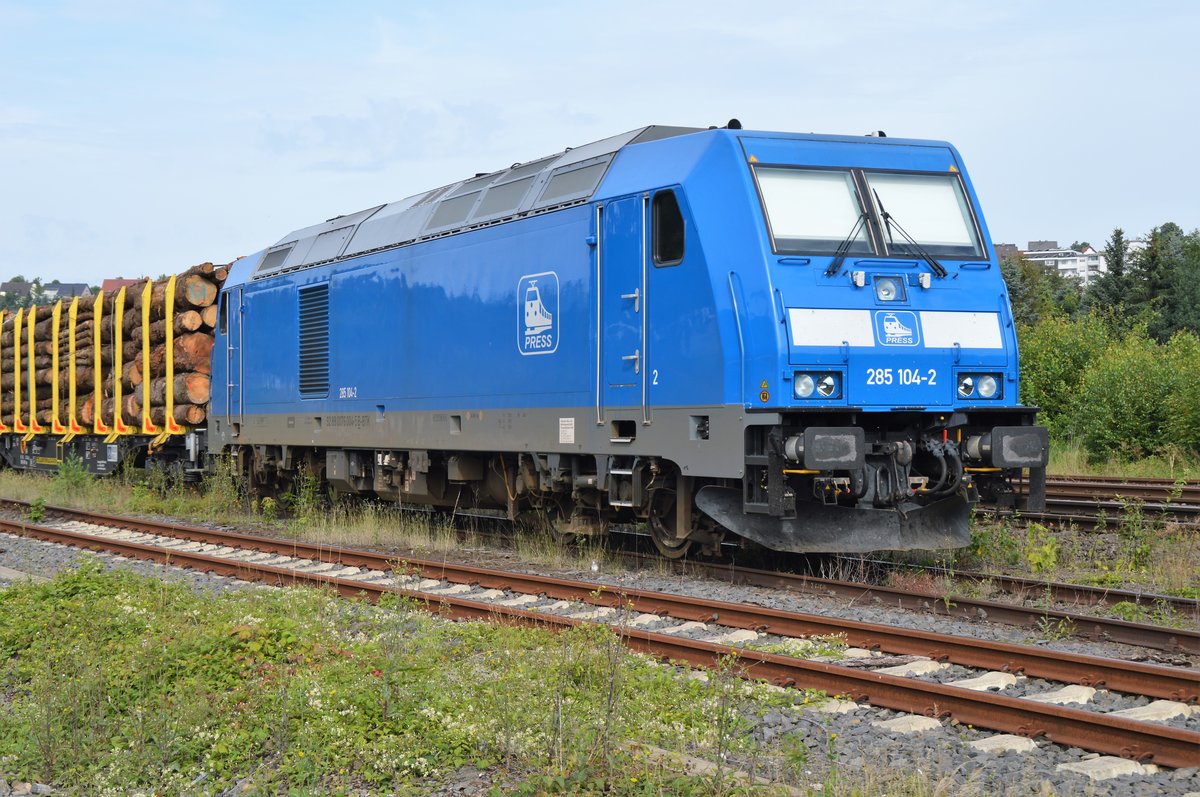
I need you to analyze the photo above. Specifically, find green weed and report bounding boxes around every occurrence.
[1023,523,1059,574]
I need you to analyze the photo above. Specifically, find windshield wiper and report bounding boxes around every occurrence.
[872,190,948,278]
[824,211,869,276]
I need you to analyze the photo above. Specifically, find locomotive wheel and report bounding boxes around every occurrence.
[648,486,693,559]
[538,495,577,545]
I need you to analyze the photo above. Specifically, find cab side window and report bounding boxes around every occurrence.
[653,190,685,267]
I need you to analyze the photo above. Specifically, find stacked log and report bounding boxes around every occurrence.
[0,263,226,431]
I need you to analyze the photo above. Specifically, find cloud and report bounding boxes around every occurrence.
[259,99,509,172]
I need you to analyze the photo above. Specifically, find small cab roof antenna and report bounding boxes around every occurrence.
[865,130,887,137]
[726,118,743,129]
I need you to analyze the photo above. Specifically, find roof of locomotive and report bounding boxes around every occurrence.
[246,125,960,283]
[250,125,699,281]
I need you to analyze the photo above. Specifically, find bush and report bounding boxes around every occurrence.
[1074,328,1175,460]
[1164,331,1200,452]
[1017,314,1112,438]
[1018,315,1200,463]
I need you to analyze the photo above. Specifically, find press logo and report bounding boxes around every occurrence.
[875,310,920,346]
[518,271,559,355]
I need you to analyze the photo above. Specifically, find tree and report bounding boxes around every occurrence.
[1084,228,1130,311]
[26,278,45,308]
[1156,227,1200,339]
[1069,241,1092,252]
[1001,255,1081,325]
[1129,223,1185,341]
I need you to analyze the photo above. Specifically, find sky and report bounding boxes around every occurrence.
[1,0,1198,286]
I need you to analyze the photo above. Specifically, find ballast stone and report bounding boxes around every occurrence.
[567,606,615,620]
[871,715,941,734]
[873,660,949,677]
[495,594,539,607]
[1025,684,1097,705]
[1108,700,1197,722]
[967,734,1037,754]
[948,672,1018,691]
[708,628,760,645]
[423,583,472,595]
[814,698,862,714]
[1056,756,1158,780]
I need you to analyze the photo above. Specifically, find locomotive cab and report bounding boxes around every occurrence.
[692,133,1048,552]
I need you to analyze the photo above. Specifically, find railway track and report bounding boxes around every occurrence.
[6,498,1197,653]
[1,504,1197,769]
[988,475,1200,530]
[680,557,1200,654]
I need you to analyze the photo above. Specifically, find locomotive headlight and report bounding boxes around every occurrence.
[874,276,902,302]
[958,373,1002,399]
[794,372,840,399]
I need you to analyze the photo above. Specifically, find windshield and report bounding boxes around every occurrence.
[756,168,873,255]
[866,172,984,259]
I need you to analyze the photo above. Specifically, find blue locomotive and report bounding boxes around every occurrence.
[201,122,1047,556]
[0,122,1047,556]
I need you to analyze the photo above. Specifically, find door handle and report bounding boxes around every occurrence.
[620,287,640,313]
[622,349,640,374]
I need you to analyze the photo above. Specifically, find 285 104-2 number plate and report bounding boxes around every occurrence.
[865,368,937,386]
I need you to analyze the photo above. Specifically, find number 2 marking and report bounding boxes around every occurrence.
[652,369,659,385]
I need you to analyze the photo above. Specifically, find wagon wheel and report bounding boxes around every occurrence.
[648,482,693,559]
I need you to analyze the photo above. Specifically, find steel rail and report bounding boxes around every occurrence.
[825,556,1200,614]
[2,516,1197,768]
[1047,496,1199,516]
[1046,475,1199,497]
[5,498,1197,653]
[977,506,1200,532]
[680,559,1200,655]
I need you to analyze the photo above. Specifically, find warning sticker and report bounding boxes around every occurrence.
[559,417,575,445]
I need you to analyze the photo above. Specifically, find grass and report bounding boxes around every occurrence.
[1048,439,1200,480]
[0,563,1038,796]
[951,512,1200,625]
[0,464,623,578]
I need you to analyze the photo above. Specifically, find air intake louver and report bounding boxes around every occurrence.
[298,284,330,397]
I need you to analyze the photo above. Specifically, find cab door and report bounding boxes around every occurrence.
[598,195,646,421]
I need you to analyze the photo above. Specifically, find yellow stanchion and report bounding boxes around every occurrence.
[13,308,26,434]
[65,298,82,440]
[26,306,44,437]
[0,310,8,434]
[140,279,160,436]
[109,287,130,439]
[51,301,66,435]
[93,292,109,436]
[164,275,183,436]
